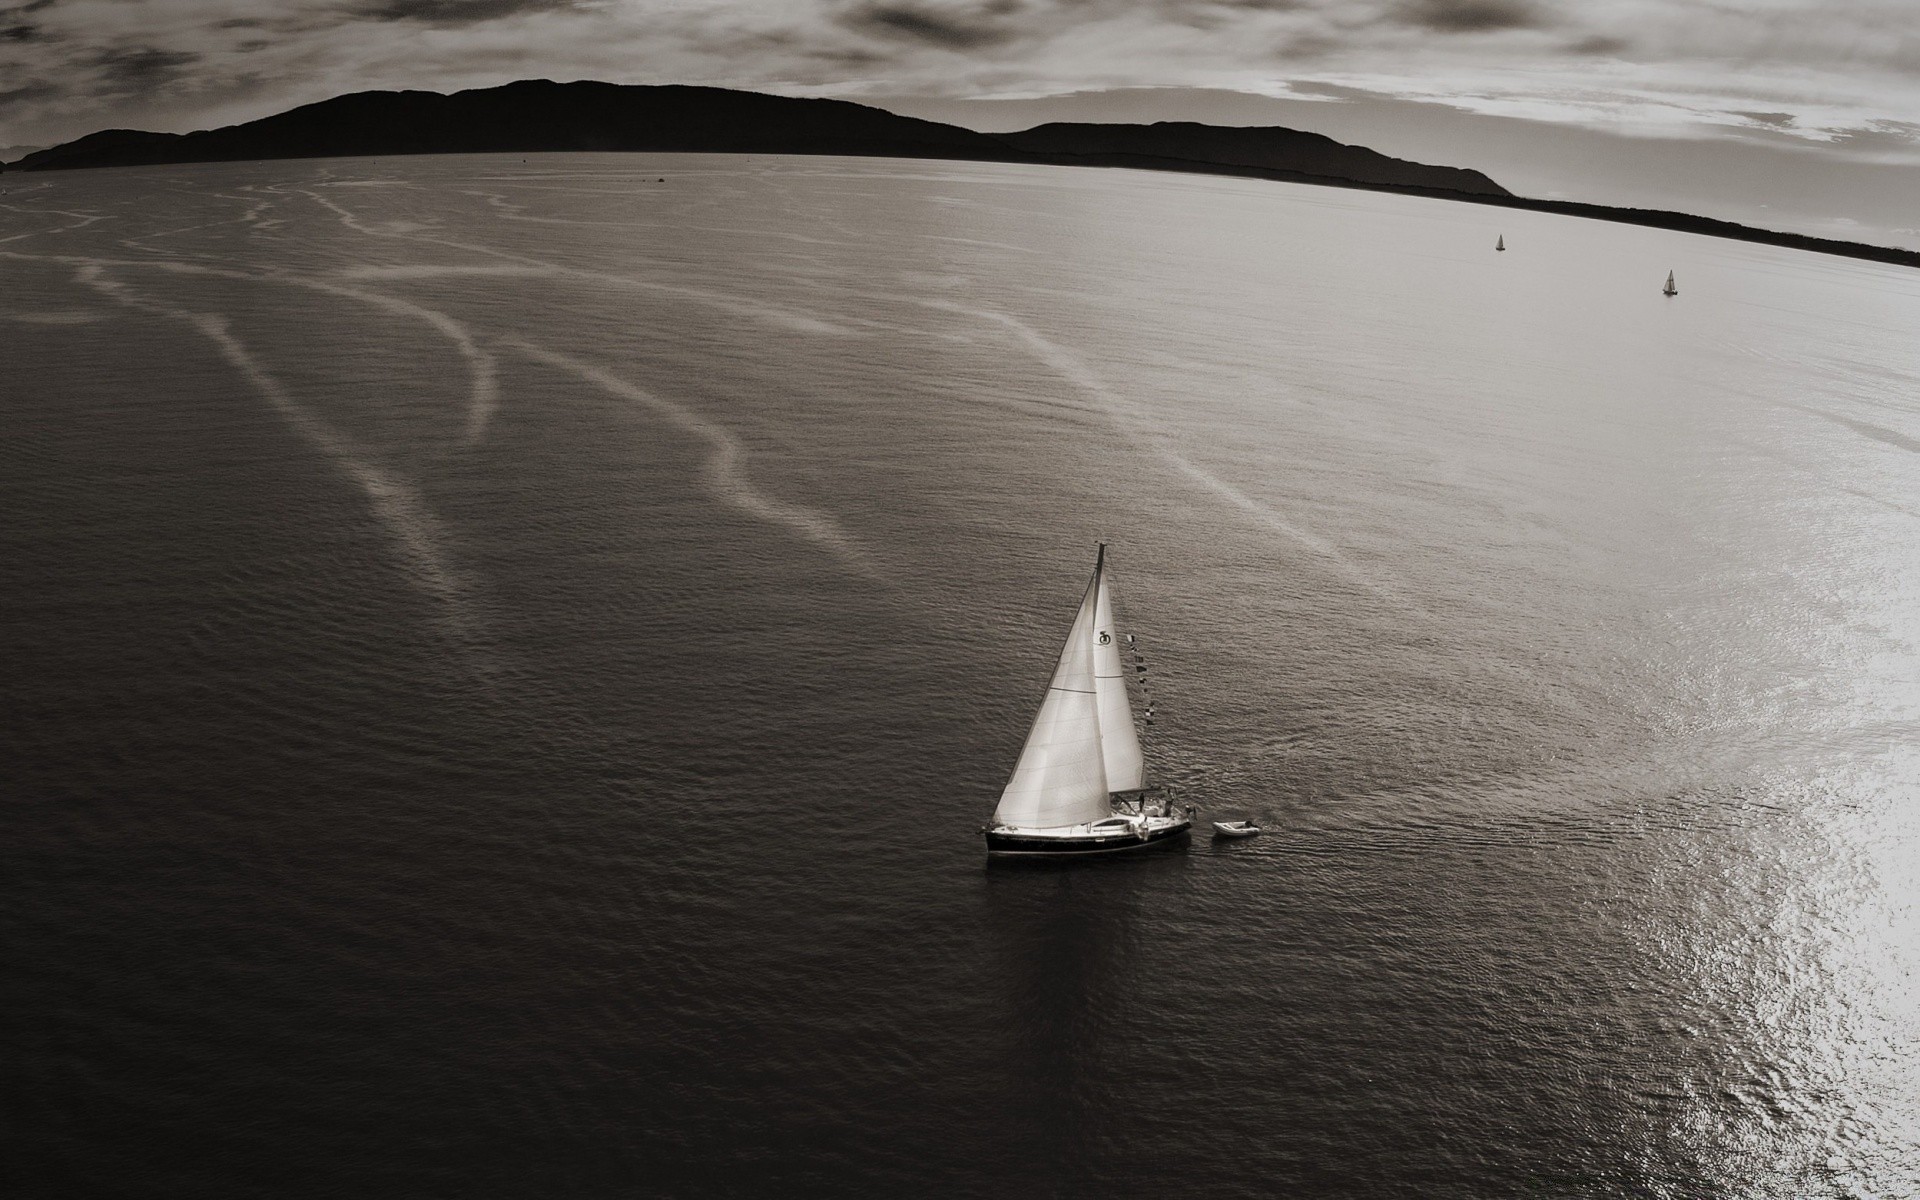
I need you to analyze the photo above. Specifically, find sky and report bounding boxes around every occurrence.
[3,0,1918,247]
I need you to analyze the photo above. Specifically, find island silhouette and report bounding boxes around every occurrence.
[8,79,1916,271]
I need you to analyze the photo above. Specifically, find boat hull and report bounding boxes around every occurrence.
[985,818,1191,856]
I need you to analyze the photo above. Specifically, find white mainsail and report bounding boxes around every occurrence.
[993,563,1111,830]
[1091,561,1145,793]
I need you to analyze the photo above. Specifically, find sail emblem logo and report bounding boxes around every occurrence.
[1098,631,1111,644]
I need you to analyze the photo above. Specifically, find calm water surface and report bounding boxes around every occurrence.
[5,154,1920,1197]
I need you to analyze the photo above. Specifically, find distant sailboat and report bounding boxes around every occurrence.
[1496,235,1505,251]
[983,545,1192,856]
[1663,270,1677,296]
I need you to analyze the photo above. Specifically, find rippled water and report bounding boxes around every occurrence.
[6,154,1919,1197]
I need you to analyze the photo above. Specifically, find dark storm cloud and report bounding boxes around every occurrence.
[1566,33,1628,55]
[1163,0,1306,15]
[1395,0,1542,33]
[0,0,56,40]
[87,46,201,94]
[840,2,1023,50]
[0,80,58,109]
[359,0,588,25]
[811,46,895,66]
[1736,111,1797,128]
[1273,32,1337,59]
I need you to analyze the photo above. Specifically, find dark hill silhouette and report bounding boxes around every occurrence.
[1000,121,1506,196]
[7,80,1502,200]
[12,82,1010,171]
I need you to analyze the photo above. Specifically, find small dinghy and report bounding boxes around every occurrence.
[1212,820,1261,838]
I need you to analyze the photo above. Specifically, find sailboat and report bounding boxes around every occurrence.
[983,545,1192,856]
[1496,235,1505,251]
[1663,270,1677,296]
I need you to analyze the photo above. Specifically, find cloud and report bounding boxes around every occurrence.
[0,80,58,109]
[1143,0,1306,36]
[0,0,55,41]
[839,1,1023,49]
[86,45,202,95]
[808,44,896,66]
[357,0,593,25]
[1285,79,1391,101]
[1827,119,1920,156]
[1393,0,1541,33]
[1565,33,1627,55]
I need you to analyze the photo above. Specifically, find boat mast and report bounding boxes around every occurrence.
[1089,541,1148,804]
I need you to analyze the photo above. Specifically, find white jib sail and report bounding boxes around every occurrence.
[1092,564,1145,793]
[993,571,1111,829]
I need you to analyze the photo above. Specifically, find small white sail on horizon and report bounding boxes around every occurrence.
[1663,270,1677,296]
[1496,234,1505,251]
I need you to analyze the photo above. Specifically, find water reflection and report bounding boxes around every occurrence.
[1617,752,1920,1193]
[982,852,1191,1188]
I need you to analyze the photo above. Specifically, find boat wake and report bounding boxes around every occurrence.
[302,187,855,337]
[1,248,500,448]
[71,263,499,678]
[295,276,500,445]
[503,339,886,582]
[928,299,1422,614]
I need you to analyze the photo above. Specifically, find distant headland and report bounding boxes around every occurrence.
[5,80,1504,199]
[7,80,1917,271]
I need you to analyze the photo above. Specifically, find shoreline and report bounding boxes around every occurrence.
[10,143,1916,273]
[999,149,1920,272]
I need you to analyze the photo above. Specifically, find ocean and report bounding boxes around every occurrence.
[5,153,1919,1197]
